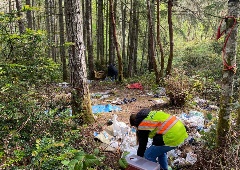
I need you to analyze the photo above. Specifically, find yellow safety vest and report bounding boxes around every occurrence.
[138,111,188,146]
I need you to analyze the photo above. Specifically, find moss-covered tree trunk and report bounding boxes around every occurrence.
[216,0,239,147]
[64,0,95,124]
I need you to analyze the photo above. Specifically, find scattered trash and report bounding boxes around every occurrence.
[93,102,218,169]
[154,87,166,97]
[179,110,205,129]
[127,83,143,90]
[106,119,113,126]
[113,114,128,137]
[58,82,70,88]
[186,152,197,165]
[194,97,219,111]
[111,98,137,105]
[92,104,121,114]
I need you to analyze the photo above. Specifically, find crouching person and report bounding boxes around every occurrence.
[130,109,188,170]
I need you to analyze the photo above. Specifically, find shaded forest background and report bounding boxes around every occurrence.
[0,0,239,169]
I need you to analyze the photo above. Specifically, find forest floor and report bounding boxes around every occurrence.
[80,80,197,170]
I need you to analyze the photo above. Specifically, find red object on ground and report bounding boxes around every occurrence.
[127,83,143,90]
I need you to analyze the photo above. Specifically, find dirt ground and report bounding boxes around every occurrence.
[89,81,184,124]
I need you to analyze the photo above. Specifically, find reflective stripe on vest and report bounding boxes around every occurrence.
[138,115,179,134]
[157,116,178,134]
[138,120,162,130]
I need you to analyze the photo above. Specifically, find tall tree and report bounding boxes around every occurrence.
[108,0,115,64]
[217,0,239,147]
[97,0,105,68]
[165,0,174,75]
[127,0,134,77]
[26,0,33,29]
[64,0,95,124]
[85,0,94,79]
[45,0,51,58]
[49,0,56,61]
[109,0,123,82]
[147,0,160,84]
[147,0,155,72]
[15,0,25,34]
[237,89,240,126]
[59,0,67,81]
[121,0,126,72]
[157,0,165,78]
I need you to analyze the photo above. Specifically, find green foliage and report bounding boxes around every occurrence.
[189,76,221,102]
[0,13,67,169]
[175,40,223,80]
[118,152,129,169]
[199,121,218,149]
[61,149,104,170]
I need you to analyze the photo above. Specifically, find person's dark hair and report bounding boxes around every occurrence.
[130,114,137,127]
[130,108,150,127]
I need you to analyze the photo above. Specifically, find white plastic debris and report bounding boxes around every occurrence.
[112,114,129,137]
[186,152,197,165]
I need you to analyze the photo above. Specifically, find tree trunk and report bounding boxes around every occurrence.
[147,0,160,84]
[64,0,95,124]
[217,0,239,147]
[85,0,94,79]
[165,0,173,75]
[140,25,148,73]
[45,0,51,58]
[157,0,164,78]
[237,89,240,126]
[133,6,139,73]
[109,0,123,82]
[59,0,67,81]
[26,0,33,29]
[128,0,134,77]
[97,0,104,67]
[121,0,126,72]
[15,0,25,34]
[147,0,155,72]
[50,0,56,61]
[108,0,115,64]
[105,0,109,64]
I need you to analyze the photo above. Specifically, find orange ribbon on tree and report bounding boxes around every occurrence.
[216,16,237,73]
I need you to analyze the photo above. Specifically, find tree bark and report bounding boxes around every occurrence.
[97,0,104,67]
[217,0,239,148]
[64,0,95,124]
[109,0,123,82]
[26,0,33,29]
[147,0,155,72]
[157,0,164,78]
[45,0,51,58]
[121,0,126,72]
[108,0,115,65]
[85,0,94,79]
[166,0,173,75]
[147,0,160,84]
[15,0,25,34]
[59,0,67,81]
[128,0,134,77]
[49,0,56,61]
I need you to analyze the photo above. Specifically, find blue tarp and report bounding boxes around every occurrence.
[92,104,121,114]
